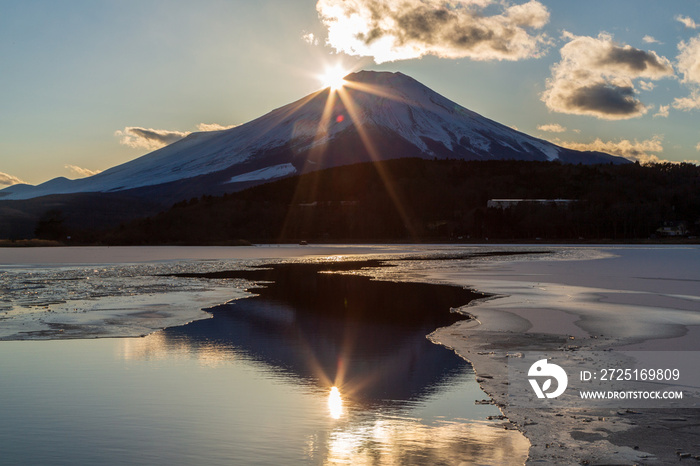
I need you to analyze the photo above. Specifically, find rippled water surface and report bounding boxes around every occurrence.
[0,336,527,465]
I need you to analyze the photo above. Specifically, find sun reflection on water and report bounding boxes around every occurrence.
[328,386,343,419]
[321,417,529,465]
[119,332,236,367]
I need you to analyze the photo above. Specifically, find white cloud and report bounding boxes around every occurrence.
[557,136,665,163]
[316,0,551,64]
[643,35,660,44]
[676,36,700,84]
[65,165,102,178]
[654,104,670,117]
[673,91,700,110]
[115,123,235,150]
[0,171,25,187]
[537,123,566,132]
[302,32,319,46]
[542,33,675,119]
[638,80,655,91]
[676,15,699,29]
[115,127,190,151]
[672,35,700,111]
[196,123,237,132]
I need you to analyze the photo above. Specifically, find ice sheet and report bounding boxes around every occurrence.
[0,244,491,340]
[424,245,700,464]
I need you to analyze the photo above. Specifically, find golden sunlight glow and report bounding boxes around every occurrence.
[319,65,348,91]
[279,62,416,240]
[323,416,530,464]
[328,386,343,419]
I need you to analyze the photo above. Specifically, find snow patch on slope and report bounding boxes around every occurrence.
[227,163,297,183]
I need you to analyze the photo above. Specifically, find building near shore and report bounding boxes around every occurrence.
[656,221,688,237]
[487,199,576,209]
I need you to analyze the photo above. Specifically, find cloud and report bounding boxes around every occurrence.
[115,127,190,150]
[654,104,670,117]
[316,0,551,63]
[542,33,674,119]
[549,82,645,118]
[673,91,700,110]
[676,15,699,29]
[696,142,700,151]
[0,171,25,187]
[557,135,665,163]
[673,36,700,110]
[65,165,102,178]
[302,32,319,46]
[115,123,235,150]
[643,35,660,44]
[676,36,700,84]
[537,123,566,132]
[196,123,237,132]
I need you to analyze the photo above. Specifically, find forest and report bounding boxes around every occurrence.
[58,159,700,244]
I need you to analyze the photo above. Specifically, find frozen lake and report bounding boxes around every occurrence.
[7,244,695,464]
[0,245,531,465]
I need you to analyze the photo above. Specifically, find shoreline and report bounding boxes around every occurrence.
[423,245,700,464]
[2,237,700,249]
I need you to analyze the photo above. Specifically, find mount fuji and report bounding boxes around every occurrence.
[1,71,627,202]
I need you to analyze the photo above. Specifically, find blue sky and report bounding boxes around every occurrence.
[1,0,700,186]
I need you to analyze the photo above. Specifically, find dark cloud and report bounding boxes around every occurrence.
[599,46,673,74]
[542,33,674,119]
[566,83,644,116]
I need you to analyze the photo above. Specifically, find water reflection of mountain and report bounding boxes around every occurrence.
[164,261,481,405]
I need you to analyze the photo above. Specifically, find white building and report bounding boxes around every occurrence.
[486,199,576,209]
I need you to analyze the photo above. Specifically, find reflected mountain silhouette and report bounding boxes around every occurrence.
[165,261,481,405]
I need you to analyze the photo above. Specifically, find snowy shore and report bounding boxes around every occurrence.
[425,245,700,464]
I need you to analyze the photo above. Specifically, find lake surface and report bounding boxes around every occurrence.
[0,249,530,465]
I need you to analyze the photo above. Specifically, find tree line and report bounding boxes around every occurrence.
[65,159,700,244]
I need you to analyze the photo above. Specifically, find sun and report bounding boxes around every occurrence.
[319,65,348,91]
[328,386,343,419]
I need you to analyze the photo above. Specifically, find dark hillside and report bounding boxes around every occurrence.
[98,159,700,244]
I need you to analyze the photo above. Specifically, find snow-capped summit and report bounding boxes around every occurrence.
[0,71,627,201]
